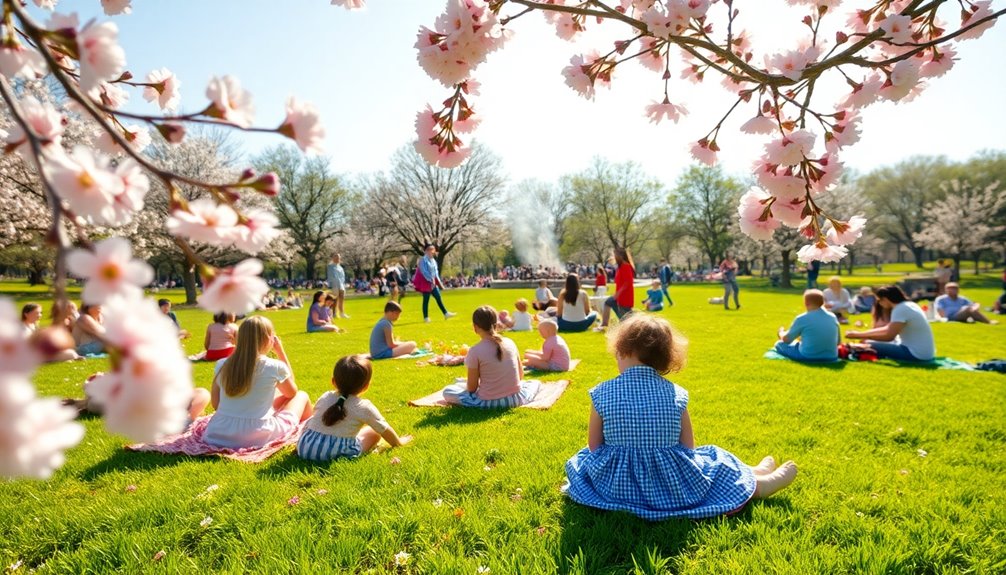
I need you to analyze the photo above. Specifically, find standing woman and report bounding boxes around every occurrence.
[594,265,607,296]
[719,253,740,310]
[205,316,313,449]
[596,247,635,331]
[415,244,457,323]
[846,285,935,362]
[326,253,349,319]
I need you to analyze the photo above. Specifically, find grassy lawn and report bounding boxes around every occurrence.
[2,279,1005,574]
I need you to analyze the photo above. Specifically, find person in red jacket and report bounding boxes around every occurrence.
[595,246,635,331]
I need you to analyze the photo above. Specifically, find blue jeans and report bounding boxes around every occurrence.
[867,341,929,362]
[604,297,631,319]
[422,287,448,319]
[723,279,740,308]
[661,282,673,305]
[774,341,837,363]
[557,313,597,333]
[77,341,105,355]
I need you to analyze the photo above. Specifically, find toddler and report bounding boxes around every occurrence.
[503,299,533,332]
[532,280,557,311]
[643,279,664,311]
[565,314,797,520]
[523,319,571,371]
[298,355,411,461]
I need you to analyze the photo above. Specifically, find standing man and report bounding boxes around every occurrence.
[806,260,821,289]
[326,253,349,319]
[719,253,740,311]
[658,258,674,306]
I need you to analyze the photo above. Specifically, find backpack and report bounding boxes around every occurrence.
[975,360,1006,374]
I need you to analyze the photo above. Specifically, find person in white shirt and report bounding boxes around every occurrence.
[823,276,853,324]
[846,285,935,362]
[532,279,558,311]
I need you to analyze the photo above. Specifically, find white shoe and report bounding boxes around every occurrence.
[444,312,457,319]
[592,326,606,333]
[424,318,432,323]
[341,313,351,319]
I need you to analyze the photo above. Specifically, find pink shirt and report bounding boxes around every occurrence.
[542,335,571,371]
[464,336,522,400]
[207,322,237,350]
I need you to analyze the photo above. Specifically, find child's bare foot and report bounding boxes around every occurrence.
[750,455,777,476]
[753,461,798,498]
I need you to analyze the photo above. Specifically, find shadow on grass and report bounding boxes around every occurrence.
[412,406,510,429]
[79,448,191,480]
[254,448,342,478]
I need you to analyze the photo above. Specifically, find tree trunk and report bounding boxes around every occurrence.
[28,267,45,286]
[305,254,317,282]
[780,250,792,289]
[952,254,961,279]
[761,255,769,277]
[846,251,855,275]
[912,245,925,268]
[974,251,981,275]
[182,264,198,305]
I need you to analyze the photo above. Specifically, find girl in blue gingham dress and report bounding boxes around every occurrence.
[565,315,798,520]
[297,355,412,461]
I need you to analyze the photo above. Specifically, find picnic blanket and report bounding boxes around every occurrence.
[417,353,466,367]
[762,350,841,364]
[126,416,303,463]
[763,350,974,370]
[395,349,433,360]
[409,379,570,410]
[524,358,582,374]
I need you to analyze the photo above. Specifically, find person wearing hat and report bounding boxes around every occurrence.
[851,286,876,314]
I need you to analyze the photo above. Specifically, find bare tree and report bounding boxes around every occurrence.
[562,158,661,256]
[253,145,355,280]
[363,142,506,268]
[917,180,1006,275]
[669,165,742,268]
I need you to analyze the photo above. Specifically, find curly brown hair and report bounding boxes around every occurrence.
[607,314,687,374]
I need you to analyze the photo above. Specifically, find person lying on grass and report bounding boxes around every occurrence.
[369,301,417,359]
[564,314,798,520]
[442,306,541,408]
[524,319,571,372]
[297,354,411,461]
[774,290,840,363]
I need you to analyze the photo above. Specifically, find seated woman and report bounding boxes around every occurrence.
[846,285,935,362]
[851,286,876,314]
[203,313,238,361]
[306,291,341,333]
[286,289,303,309]
[23,302,81,362]
[442,306,541,408]
[204,316,313,449]
[823,277,853,324]
[72,304,105,356]
[556,273,597,333]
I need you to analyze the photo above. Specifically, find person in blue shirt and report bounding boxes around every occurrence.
[643,279,664,312]
[416,244,457,323]
[658,258,674,306]
[369,301,417,359]
[934,283,996,324]
[774,290,840,362]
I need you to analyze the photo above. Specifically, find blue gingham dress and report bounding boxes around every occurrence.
[565,365,756,520]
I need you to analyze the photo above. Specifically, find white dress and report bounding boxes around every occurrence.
[204,356,298,449]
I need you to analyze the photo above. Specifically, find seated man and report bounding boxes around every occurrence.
[774,290,840,362]
[934,283,997,324]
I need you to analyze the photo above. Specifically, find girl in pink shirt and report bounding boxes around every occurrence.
[203,313,238,361]
[442,306,541,408]
[524,319,571,371]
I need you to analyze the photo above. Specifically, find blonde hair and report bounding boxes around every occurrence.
[607,314,687,374]
[514,298,528,312]
[217,316,274,397]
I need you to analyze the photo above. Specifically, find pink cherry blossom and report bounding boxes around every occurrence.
[415,0,509,87]
[143,68,182,111]
[101,0,132,15]
[740,114,775,135]
[331,0,366,9]
[825,215,867,245]
[758,168,807,202]
[205,76,255,128]
[959,1,996,41]
[0,42,47,80]
[810,156,844,193]
[825,111,860,153]
[644,99,688,124]
[562,54,596,99]
[0,299,42,376]
[414,106,471,169]
[278,97,325,155]
[767,45,819,82]
[94,124,151,155]
[737,188,780,241]
[919,47,957,79]
[877,14,913,44]
[4,96,64,156]
[198,259,271,315]
[0,375,84,479]
[47,12,80,31]
[636,38,665,73]
[77,19,127,93]
[763,130,815,166]
[88,295,193,442]
[838,74,882,109]
[551,13,584,41]
[33,0,57,10]
[89,81,130,109]
[690,140,718,166]
[797,241,848,263]
[66,237,154,304]
[109,158,149,224]
[879,59,923,102]
[166,198,240,246]
[46,146,123,224]
[157,122,186,144]
[232,208,281,255]
[774,197,807,227]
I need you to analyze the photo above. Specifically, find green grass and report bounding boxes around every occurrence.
[2,279,1005,574]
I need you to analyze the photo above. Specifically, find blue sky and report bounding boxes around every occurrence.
[37,1,1006,187]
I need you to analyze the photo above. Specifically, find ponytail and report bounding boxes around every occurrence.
[472,306,504,361]
[321,355,372,427]
[491,333,503,361]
